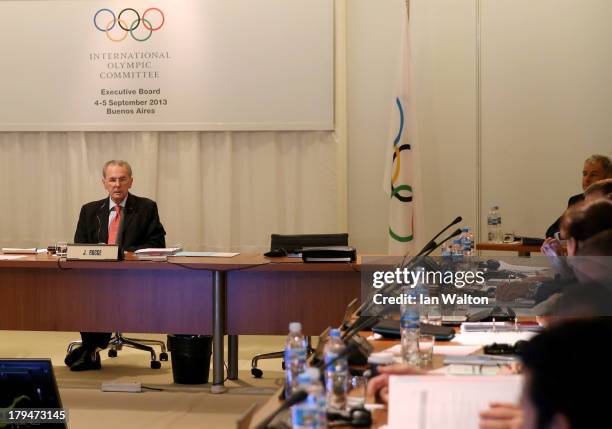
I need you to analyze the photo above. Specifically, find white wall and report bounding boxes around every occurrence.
[347,0,612,253]
[480,0,612,238]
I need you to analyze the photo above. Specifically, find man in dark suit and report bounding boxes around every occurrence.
[65,160,166,371]
[545,154,611,238]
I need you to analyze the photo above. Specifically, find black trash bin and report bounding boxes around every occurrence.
[167,334,213,384]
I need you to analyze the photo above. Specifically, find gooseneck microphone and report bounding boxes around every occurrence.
[421,227,462,257]
[421,216,462,254]
[96,201,107,244]
[346,218,464,334]
[96,215,102,243]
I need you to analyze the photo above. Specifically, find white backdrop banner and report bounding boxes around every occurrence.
[0,0,334,131]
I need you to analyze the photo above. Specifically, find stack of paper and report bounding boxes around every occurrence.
[0,255,27,261]
[461,322,543,333]
[453,331,536,346]
[134,247,182,256]
[2,248,43,254]
[384,344,481,357]
[173,251,240,258]
[134,247,182,261]
[388,375,522,429]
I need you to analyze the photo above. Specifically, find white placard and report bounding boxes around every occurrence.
[0,0,334,131]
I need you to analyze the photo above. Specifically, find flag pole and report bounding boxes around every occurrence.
[406,0,410,24]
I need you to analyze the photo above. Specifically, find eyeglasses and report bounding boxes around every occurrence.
[106,177,129,184]
[554,231,568,245]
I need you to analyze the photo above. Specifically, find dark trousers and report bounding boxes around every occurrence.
[81,332,112,350]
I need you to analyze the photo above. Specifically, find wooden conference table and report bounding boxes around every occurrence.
[476,242,541,257]
[0,253,361,392]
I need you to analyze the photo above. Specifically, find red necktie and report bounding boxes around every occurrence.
[108,205,121,245]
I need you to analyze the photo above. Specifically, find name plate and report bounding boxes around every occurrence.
[67,244,119,261]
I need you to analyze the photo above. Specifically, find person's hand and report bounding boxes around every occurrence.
[479,402,523,429]
[541,237,565,257]
[366,364,424,404]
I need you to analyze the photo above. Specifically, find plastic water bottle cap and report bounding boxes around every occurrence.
[305,367,320,380]
[289,322,302,333]
[329,328,341,337]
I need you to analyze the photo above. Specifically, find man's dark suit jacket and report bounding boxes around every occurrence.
[74,193,166,251]
[545,193,584,238]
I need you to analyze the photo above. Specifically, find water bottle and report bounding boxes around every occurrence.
[413,267,429,325]
[291,372,317,429]
[324,329,348,410]
[400,284,420,365]
[451,238,464,261]
[285,322,307,397]
[441,242,452,259]
[461,227,474,256]
[487,206,502,242]
[305,367,327,428]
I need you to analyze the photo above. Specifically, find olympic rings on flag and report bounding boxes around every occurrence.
[93,7,165,42]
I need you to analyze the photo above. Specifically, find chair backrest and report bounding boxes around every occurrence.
[270,233,348,253]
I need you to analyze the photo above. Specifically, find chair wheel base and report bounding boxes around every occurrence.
[108,349,117,358]
[159,352,168,361]
[251,367,263,378]
[151,361,161,369]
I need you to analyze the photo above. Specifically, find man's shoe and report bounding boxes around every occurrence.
[64,346,88,367]
[70,351,102,372]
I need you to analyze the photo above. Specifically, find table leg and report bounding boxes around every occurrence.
[211,270,227,394]
[228,335,239,380]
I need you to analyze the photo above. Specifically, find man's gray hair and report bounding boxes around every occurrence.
[102,160,133,178]
[585,154,612,178]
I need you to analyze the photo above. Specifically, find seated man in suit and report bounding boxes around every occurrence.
[545,154,611,238]
[65,160,166,371]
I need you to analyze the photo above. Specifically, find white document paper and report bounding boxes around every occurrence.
[453,331,536,346]
[388,375,522,429]
[134,247,181,255]
[2,247,38,254]
[173,251,239,258]
[0,255,27,260]
[384,344,481,357]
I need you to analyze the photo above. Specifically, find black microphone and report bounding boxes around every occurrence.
[96,215,102,243]
[254,389,308,429]
[414,216,462,258]
[348,226,464,333]
[397,216,462,276]
[422,228,462,257]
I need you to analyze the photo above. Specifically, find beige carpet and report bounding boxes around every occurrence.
[0,331,290,429]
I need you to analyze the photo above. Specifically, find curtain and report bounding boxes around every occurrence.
[0,131,344,252]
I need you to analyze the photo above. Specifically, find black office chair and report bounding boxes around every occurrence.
[251,233,349,378]
[67,333,168,369]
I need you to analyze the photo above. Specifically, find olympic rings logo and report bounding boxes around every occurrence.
[93,8,165,42]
